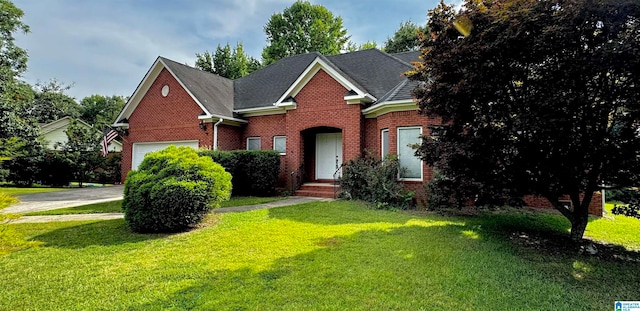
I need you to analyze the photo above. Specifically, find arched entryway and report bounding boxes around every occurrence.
[301,126,343,182]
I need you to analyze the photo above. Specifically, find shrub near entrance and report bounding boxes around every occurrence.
[123,146,231,233]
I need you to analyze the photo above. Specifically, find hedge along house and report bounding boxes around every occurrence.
[113,48,603,215]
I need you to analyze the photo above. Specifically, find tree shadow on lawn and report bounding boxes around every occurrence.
[125,223,636,311]
[29,219,168,249]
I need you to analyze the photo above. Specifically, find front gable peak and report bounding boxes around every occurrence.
[274,57,376,108]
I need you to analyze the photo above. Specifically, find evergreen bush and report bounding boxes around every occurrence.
[339,152,414,209]
[199,150,280,196]
[123,146,231,233]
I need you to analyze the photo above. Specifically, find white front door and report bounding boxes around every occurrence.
[315,133,342,180]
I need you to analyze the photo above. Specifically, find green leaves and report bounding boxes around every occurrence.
[261,1,350,65]
[411,0,640,239]
[123,146,232,233]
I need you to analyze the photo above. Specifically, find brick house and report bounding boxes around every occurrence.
[113,48,602,215]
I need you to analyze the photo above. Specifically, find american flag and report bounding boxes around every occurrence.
[101,127,118,157]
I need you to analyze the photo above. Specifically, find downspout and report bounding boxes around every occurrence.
[213,118,224,150]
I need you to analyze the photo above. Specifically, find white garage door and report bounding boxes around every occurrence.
[131,141,198,170]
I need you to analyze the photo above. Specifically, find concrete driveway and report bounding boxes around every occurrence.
[2,185,124,214]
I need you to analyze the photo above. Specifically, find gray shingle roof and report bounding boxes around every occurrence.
[160,57,235,118]
[390,51,421,66]
[326,49,412,100]
[160,49,418,114]
[376,79,420,103]
[233,52,319,110]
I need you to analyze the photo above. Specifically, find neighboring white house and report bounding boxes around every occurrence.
[39,116,122,152]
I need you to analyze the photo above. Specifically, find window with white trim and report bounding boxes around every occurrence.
[397,127,422,180]
[273,136,286,154]
[381,129,389,159]
[247,137,261,150]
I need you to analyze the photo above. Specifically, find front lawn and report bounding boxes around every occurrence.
[23,200,124,216]
[0,187,67,197]
[22,196,284,216]
[1,201,638,310]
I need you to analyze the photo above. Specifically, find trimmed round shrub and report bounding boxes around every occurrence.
[123,146,232,233]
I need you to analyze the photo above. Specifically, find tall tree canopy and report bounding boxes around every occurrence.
[0,0,43,184]
[79,94,126,128]
[383,21,427,53]
[411,0,640,241]
[30,79,80,123]
[261,1,350,65]
[195,42,261,79]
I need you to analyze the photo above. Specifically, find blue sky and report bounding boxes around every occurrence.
[13,0,446,100]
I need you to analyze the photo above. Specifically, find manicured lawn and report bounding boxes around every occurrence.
[585,203,640,248]
[0,201,638,310]
[0,187,67,196]
[22,197,284,216]
[23,200,124,216]
[219,196,284,208]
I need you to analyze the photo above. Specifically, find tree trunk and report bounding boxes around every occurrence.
[569,214,588,242]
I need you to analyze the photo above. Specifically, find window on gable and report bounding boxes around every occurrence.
[397,127,422,180]
[247,137,261,150]
[381,129,389,159]
[273,136,286,155]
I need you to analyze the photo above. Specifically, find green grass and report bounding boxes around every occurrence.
[0,187,67,196]
[23,200,124,216]
[219,196,284,208]
[22,196,285,216]
[584,203,640,249]
[0,201,638,310]
[0,192,18,210]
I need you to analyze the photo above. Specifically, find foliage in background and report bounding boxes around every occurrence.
[195,42,261,79]
[262,0,350,65]
[410,0,640,241]
[0,0,43,186]
[123,146,231,233]
[199,150,280,196]
[605,188,640,204]
[59,119,103,187]
[29,80,79,124]
[339,152,414,209]
[79,94,126,129]
[383,20,428,53]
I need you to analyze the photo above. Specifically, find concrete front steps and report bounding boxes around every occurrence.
[294,182,340,198]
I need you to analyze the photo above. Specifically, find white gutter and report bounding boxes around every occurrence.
[213,118,224,150]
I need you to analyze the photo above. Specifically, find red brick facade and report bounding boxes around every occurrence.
[524,194,603,216]
[121,68,212,180]
[120,66,603,216]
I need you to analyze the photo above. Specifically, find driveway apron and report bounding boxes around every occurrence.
[2,185,124,214]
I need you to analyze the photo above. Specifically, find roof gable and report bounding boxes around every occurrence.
[40,116,92,135]
[233,52,319,110]
[273,56,375,108]
[114,57,236,126]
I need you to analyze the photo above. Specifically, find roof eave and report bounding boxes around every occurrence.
[362,99,418,118]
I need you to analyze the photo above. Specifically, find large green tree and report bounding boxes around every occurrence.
[262,1,350,65]
[60,119,103,188]
[0,0,43,184]
[30,79,80,123]
[383,21,427,53]
[195,42,260,79]
[79,94,126,128]
[411,0,640,241]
